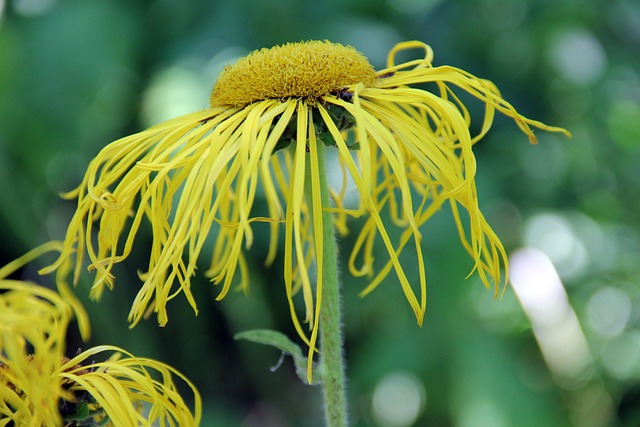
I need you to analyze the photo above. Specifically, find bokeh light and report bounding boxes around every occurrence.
[547,27,607,85]
[510,248,591,381]
[523,213,589,279]
[587,286,632,338]
[371,371,425,427]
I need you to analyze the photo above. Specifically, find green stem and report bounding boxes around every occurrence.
[305,141,348,426]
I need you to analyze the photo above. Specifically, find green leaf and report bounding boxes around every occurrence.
[234,329,320,385]
[62,401,90,421]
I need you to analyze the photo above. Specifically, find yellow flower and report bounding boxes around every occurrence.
[43,40,569,376]
[0,251,202,426]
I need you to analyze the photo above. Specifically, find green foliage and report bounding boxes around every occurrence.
[235,329,316,385]
[1,0,639,426]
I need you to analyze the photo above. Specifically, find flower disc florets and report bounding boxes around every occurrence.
[210,40,377,107]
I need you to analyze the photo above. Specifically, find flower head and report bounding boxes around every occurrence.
[43,40,569,379]
[1,249,201,426]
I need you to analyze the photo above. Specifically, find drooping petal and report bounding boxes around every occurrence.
[0,281,69,426]
[1,275,201,426]
[59,345,201,426]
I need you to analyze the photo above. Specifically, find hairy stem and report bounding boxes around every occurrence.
[305,140,347,426]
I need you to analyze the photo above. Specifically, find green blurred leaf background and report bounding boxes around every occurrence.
[1,0,640,425]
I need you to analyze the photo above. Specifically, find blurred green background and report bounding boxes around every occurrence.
[1,0,640,426]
